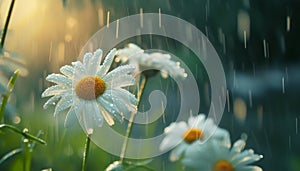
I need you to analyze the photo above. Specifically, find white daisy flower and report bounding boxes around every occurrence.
[183,136,263,171]
[42,48,137,134]
[159,114,230,161]
[116,43,187,79]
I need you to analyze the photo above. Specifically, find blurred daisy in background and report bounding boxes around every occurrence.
[42,48,137,134]
[116,43,187,79]
[159,114,230,161]
[183,135,263,171]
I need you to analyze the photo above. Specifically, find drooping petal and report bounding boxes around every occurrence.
[97,48,116,77]
[99,105,114,126]
[41,85,68,97]
[46,74,72,87]
[54,93,73,116]
[82,101,97,135]
[64,106,77,128]
[98,96,121,122]
[94,106,104,127]
[43,95,61,109]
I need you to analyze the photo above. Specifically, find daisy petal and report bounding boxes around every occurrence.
[169,143,188,161]
[46,74,72,86]
[113,88,138,106]
[94,107,104,127]
[99,105,114,126]
[83,52,93,67]
[98,96,121,122]
[97,48,116,77]
[82,102,97,134]
[237,166,263,171]
[231,139,246,154]
[60,65,74,78]
[86,49,103,75]
[54,94,73,116]
[43,95,61,109]
[188,114,205,127]
[64,106,77,128]
[103,65,135,82]
[42,85,68,97]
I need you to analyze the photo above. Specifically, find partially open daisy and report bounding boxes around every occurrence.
[183,135,263,171]
[116,43,187,79]
[42,48,137,134]
[159,114,229,161]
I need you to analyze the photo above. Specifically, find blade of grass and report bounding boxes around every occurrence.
[0,70,19,122]
[0,148,22,165]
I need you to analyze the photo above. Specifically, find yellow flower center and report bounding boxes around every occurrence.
[75,76,106,100]
[182,128,204,143]
[214,160,234,171]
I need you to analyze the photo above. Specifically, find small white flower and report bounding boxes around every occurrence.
[42,48,137,134]
[183,136,263,171]
[116,43,187,78]
[159,114,229,161]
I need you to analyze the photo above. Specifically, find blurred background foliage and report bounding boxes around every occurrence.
[0,0,299,170]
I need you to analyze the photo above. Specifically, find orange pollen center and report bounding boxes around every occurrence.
[75,76,106,100]
[182,128,204,143]
[213,160,234,171]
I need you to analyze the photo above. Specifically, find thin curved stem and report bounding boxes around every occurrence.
[1,0,16,47]
[120,75,147,163]
[81,135,91,171]
[0,124,46,145]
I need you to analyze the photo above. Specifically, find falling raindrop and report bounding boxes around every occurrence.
[286,15,291,32]
[106,11,110,28]
[248,89,252,108]
[288,136,291,149]
[115,19,119,39]
[282,77,285,94]
[158,8,162,28]
[140,8,143,28]
[226,89,230,112]
[244,31,247,49]
[296,117,298,134]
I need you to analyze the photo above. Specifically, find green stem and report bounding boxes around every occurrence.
[120,75,147,163]
[0,70,19,122]
[1,0,16,47]
[82,135,91,171]
[0,124,46,145]
[23,137,32,171]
